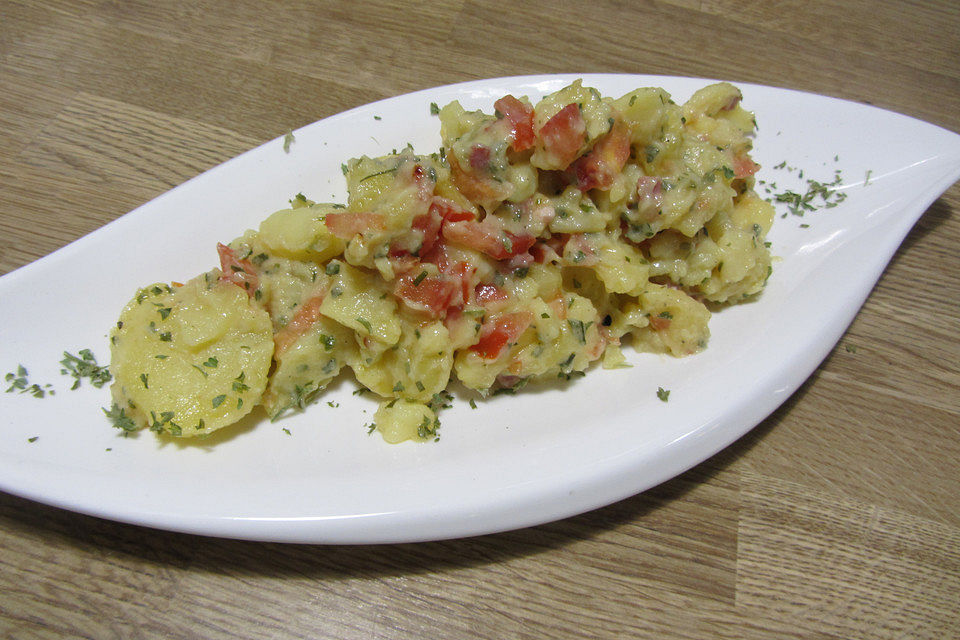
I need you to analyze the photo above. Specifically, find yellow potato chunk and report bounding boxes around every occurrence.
[258,203,346,263]
[109,273,274,437]
[263,316,357,419]
[319,261,401,345]
[373,399,440,443]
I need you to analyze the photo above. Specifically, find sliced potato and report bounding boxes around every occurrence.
[109,272,273,437]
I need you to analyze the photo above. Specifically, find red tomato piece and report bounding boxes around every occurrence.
[570,120,631,191]
[537,103,587,170]
[323,211,386,239]
[430,197,475,223]
[448,153,513,205]
[732,154,760,179]
[442,219,536,260]
[494,95,536,152]
[411,210,442,256]
[470,312,534,360]
[274,294,325,355]
[394,272,460,318]
[449,260,477,303]
[216,243,259,296]
[475,283,509,305]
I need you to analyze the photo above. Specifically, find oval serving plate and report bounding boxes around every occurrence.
[1,75,959,543]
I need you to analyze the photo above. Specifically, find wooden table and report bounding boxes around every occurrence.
[2,2,958,637]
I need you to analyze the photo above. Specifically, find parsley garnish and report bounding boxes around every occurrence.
[60,349,112,390]
[283,130,295,153]
[104,403,138,434]
[232,372,250,393]
[567,319,592,345]
[657,387,670,402]
[428,390,454,413]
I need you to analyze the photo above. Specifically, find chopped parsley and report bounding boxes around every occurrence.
[282,130,295,153]
[567,319,592,345]
[429,102,440,115]
[656,387,670,402]
[104,403,138,434]
[319,334,335,351]
[60,349,112,390]
[355,317,372,333]
[428,390,454,413]
[232,372,250,393]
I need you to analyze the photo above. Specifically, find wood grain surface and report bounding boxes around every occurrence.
[1,1,958,638]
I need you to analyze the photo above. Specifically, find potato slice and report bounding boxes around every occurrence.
[109,272,274,437]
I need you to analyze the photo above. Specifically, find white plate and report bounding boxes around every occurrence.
[2,75,959,543]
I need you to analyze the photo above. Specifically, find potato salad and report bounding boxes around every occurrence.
[108,80,774,443]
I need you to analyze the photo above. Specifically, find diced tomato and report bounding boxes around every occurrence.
[323,211,386,239]
[411,210,442,256]
[216,243,259,296]
[449,260,477,303]
[537,103,587,170]
[531,233,572,264]
[475,283,509,306]
[470,311,534,360]
[530,243,553,264]
[274,294,326,354]
[420,240,453,272]
[547,296,568,321]
[648,315,672,331]
[417,241,477,310]
[570,120,631,191]
[394,272,460,318]
[390,197,472,260]
[448,152,513,205]
[494,95,536,152]
[732,154,760,179]
[442,219,536,261]
[430,197,475,223]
